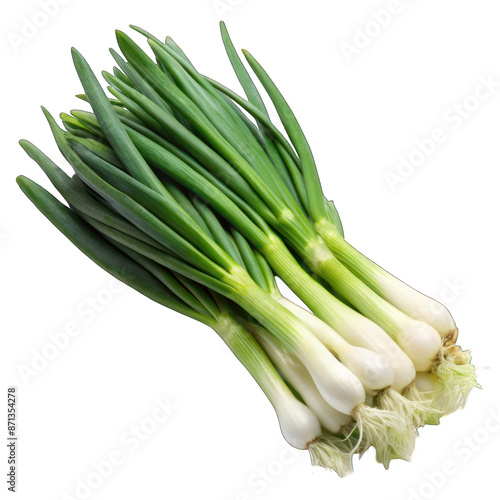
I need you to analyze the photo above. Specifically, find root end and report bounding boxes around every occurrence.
[352,403,416,469]
[401,384,443,426]
[432,344,480,416]
[308,434,355,477]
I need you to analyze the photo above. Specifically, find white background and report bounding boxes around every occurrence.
[2,1,500,499]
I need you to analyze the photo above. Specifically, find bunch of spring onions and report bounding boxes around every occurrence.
[17,23,478,476]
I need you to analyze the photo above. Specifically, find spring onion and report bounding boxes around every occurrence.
[17,24,478,475]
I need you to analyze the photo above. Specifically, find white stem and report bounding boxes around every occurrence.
[252,325,352,434]
[396,318,443,371]
[331,315,416,393]
[276,297,395,395]
[316,221,457,340]
[375,273,457,339]
[273,391,322,450]
[275,296,348,353]
[214,315,322,450]
[295,334,366,415]
[262,234,415,392]
[234,278,367,413]
[289,288,416,392]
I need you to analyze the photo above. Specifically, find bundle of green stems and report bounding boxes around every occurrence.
[17,23,478,475]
